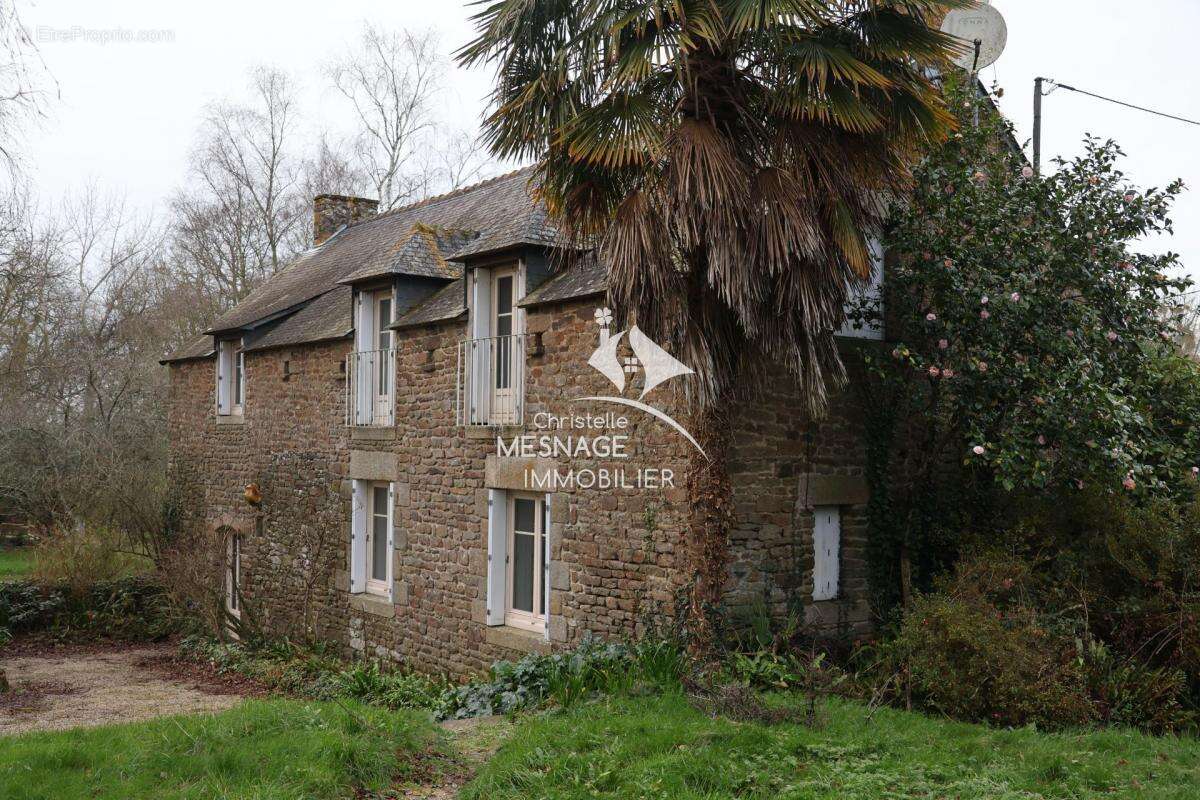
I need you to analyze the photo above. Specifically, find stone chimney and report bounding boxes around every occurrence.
[313,194,379,246]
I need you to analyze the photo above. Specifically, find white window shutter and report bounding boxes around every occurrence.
[543,493,551,642]
[386,483,395,588]
[216,341,232,415]
[486,488,507,626]
[812,506,841,601]
[469,270,493,424]
[350,480,367,593]
[354,292,372,425]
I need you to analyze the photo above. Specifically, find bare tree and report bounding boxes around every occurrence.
[0,1,54,173]
[326,25,444,210]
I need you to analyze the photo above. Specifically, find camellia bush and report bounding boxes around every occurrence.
[853,77,1200,613]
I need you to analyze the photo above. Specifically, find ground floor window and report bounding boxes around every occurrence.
[487,489,550,635]
[226,531,241,619]
[351,480,393,599]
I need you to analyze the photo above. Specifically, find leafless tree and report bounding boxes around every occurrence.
[170,66,304,310]
[0,1,54,174]
[326,25,444,210]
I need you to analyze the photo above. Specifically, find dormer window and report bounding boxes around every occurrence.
[347,286,396,426]
[460,264,526,426]
[216,338,245,417]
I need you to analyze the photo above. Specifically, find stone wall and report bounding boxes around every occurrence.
[167,297,876,676]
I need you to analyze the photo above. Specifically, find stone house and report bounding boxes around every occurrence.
[163,169,883,675]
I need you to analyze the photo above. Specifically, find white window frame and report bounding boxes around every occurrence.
[487,489,550,638]
[216,338,244,416]
[838,237,885,340]
[812,506,841,601]
[465,264,525,426]
[350,479,393,599]
[352,287,395,426]
[504,491,545,633]
[226,531,241,620]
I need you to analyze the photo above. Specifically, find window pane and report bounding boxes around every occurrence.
[372,511,388,581]
[373,486,388,516]
[512,532,534,612]
[378,298,392,350]
[496,276,512,314]
[514,498,535,532]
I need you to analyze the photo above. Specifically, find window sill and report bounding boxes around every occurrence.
[349,426,396,441]
[485,624,549,654]
[348,592,395,618]
[215,414,245,426]
[464,424,524,440]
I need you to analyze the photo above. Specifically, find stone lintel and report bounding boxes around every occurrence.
[795,474,869,509]
[349,450,398,482]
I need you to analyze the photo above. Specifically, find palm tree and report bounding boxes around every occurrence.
[460,0,968,643]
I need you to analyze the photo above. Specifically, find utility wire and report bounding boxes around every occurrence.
[1046,79,1200,128]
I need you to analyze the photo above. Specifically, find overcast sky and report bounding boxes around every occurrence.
[18,0,1200,284]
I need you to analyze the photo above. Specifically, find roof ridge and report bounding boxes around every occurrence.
[350,166,535,230]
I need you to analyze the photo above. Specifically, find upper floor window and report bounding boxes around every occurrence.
[838,238,885,340]
[216,338,244,416]
[348,287,395,427]
[460,264,526,426]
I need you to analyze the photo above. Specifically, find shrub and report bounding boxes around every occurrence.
[31,525,152,591]
[0,575,174,641]
[1079,638,1194,733]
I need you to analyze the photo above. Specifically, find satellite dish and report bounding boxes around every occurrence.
[941,2,1008,72]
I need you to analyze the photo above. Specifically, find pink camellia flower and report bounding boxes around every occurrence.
[1010,292,1021,302]
[1191,466,1199,478]
[972,445,985,456]
[980,295,990,305]
[1021,165,1035,178]
[1123,475,1136,491]
[1106,330,1118,342]
[943,258,954,268]
[926,312,937,322]
[1076,479,1085,490]
[1037,435,1047,446]
[973,171,987,183]
[980,309,991,320]
[938,339,949,350]
[942,368,955,378]
[928,366,941,378]
[891,348,902,359]
[1123,192,1136,203]
[1119,261,1132,270]
[1066,330,1075,338]
[977,361,988,372]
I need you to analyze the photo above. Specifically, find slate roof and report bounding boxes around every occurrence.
[205,168,548,335]
[243,286,353,353]
[391,279,466,329]
[160,333,215,364]
[163,167,603,364]
[520,255,607,308]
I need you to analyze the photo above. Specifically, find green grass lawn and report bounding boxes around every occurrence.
[464,693,1200,799]
[0,549,34,581]
[0,699,439,800]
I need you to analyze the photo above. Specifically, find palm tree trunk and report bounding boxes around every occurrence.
[685,396,734,653]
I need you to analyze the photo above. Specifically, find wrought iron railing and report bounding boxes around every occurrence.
[345,348,396,427]
[457,334,526,427]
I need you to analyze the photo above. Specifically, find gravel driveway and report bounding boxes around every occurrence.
[0,643,244,736]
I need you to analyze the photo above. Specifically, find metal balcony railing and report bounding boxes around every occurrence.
[457,334,526,427]
[345,348,396,427]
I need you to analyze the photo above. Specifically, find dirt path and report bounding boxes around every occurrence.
[0,643,246,736]
[396,715,513,799]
